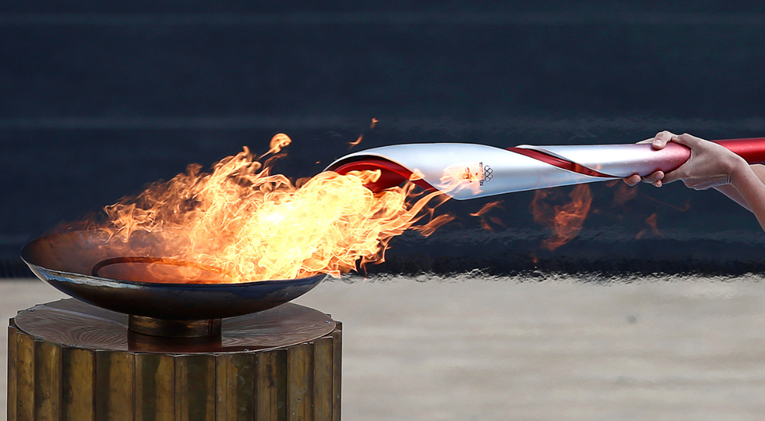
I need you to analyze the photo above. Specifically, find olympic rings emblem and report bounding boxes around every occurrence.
[483,165,493,182]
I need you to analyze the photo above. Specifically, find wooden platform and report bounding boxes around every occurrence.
[7,299,341,421]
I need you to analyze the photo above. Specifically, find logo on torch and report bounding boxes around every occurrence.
[461,162,493,186]
[480,162,493,186]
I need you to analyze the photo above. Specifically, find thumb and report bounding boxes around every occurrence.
[651,130,676,149]
[652,137,669,149]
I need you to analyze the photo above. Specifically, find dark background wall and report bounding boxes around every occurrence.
[3,2,765,276]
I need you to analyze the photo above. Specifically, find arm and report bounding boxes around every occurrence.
[713,164,765,211]
[723,162,765,230]
[625,132,765,232]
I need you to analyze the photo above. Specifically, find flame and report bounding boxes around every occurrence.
[636,213,663,239]
[530,185,592,251]
[469,200,503,217]
[470,201,505,232]
[349,134,363,149]
[488,216,507,229]
[409,168,425,182]
[411,213,455,237]
[261,133,292,158]
[349,118,378,150]
[93,140,451,283]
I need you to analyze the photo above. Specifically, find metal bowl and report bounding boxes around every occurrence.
[21,230,326,321]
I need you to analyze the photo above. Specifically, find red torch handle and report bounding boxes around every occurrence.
[652,137,765,176]
[651,137,765,176]
[713,138,765,165]
[510,137,765,180]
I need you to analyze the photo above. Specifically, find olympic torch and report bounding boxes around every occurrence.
[326,138,765,199]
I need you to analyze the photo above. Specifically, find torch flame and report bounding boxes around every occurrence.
[349,134,363,149]
[409,168,425,182]
[470,201,505,232]
[261,133,292,158]
[636,213,663,239]
[530,185,592,251]
[94,140,450,283]
[469,201,503,217]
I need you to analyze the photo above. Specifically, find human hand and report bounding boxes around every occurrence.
[622,131,673,188]
[623,131,747,190]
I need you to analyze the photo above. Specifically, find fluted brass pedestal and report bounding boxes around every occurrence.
[7,299,341,421]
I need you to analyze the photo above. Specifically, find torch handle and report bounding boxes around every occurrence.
[650,137,765,175]
[712,138,765,165]
[510,137,765,181]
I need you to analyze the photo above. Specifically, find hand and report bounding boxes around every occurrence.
[623,131,747,190]
[623,131,673,188]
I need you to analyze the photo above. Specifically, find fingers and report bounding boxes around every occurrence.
[654,131,674,142]
[642,170,664,187]
[651,131,676,149]
[648,131,707,152]
[623,174,641,186]
[637,131,680,149]
[623,171,664,187]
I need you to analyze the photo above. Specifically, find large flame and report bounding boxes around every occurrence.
[91,135,451,283]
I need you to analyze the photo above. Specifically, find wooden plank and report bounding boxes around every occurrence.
[62,347,95,421]
[216,353,255,421]
[15,331,35,421]
[332,323,342,421]
[135,353,175,421]
[256,350,288,421]
[34,340,62,421]
[95,351,135,421]
[277,350,289,421]
[175,354,215,421]
[8,325,18,421]
[288,343,314,421]
[215,354,230,421]
[313,337,334,421]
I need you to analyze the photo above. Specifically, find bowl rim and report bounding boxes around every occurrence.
[21,230,330,288]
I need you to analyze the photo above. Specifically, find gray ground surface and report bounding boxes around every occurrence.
[3,275,765,420]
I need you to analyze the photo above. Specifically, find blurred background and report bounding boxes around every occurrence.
[3,2,765,275]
